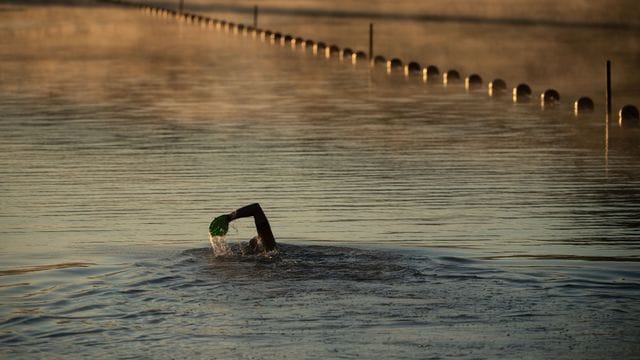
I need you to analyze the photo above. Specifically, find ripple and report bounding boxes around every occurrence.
[481,254,640,262]
[1,3,639,358]
[0,262,96,276]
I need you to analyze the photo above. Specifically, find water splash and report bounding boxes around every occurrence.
[207,233,282,259]
[208,234,233,257]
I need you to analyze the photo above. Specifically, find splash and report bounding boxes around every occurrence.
[208,233,282,259]
[208,234,233,257]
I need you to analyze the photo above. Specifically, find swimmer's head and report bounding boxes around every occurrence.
[249,237,258,249]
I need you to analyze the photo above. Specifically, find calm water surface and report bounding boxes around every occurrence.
[1,2,639,358]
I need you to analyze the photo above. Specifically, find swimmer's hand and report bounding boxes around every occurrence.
[209,215,229,236]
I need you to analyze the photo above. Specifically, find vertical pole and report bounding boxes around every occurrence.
[253,5,258,28]
[179,0,184,14]
[369,23,374,67]
[606,60,612,118]
[605,60,611,176]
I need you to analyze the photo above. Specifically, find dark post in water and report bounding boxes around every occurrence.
[606,60,612,118]
[369,23,374,67]
[253,5,258,28]
[179,0,184,14]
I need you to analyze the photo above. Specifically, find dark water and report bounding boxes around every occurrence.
[1,2,639,358]
[2,244,640,358]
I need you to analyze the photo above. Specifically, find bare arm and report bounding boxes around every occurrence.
[227,203,276,251]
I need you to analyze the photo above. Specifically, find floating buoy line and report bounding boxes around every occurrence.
[99,0,639,128]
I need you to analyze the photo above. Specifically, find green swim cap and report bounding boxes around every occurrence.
[209,215,229,236]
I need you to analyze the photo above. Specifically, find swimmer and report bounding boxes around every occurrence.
[209,203,276,253]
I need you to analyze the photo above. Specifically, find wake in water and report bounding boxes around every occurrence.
[208,233,280,259]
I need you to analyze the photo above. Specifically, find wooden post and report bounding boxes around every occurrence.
[179,0,184,14]
[605,60,611,174]
[369,23,374,66]
[253,5,258,28]
[606,60,612,118]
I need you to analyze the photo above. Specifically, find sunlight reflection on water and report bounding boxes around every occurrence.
[1,0,638,267]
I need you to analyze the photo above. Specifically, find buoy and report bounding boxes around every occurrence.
[465,74,482,91]
[573,96,594,116]
[341,48,354,60]
[422,65,440,83]
[351,51,367,65]
[404,62,421,77]
[373,55,386,66]
[540,89,560,108]
[488,79,507,97]
[282,35,293,46]
[262,30,272,42]
[313,42,326,55]
[326,45,340,58]
[443,69,461,85]
[271,32,282,44]
[386,58,403,74]
[619,105,639,127]
[304,39,315,50]
[513,83,532,103]
[574,97,594,116]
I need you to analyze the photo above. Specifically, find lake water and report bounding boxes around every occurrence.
[1,1,639,358]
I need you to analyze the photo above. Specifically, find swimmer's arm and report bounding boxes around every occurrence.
[227,203,276,251]
[227,203,262,222]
